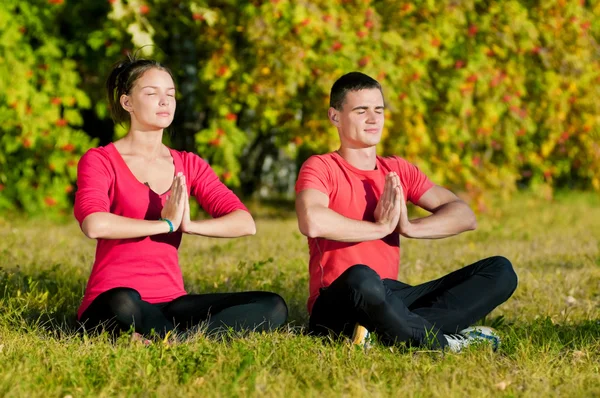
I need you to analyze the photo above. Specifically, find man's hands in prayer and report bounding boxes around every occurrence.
[374,172,405,236]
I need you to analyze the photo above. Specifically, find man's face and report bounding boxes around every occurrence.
[329,88,385,149]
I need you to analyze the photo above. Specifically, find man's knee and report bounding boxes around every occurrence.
[490,256,518,297]
[342,264,386,305]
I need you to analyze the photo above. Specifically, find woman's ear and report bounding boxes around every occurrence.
[120,94,133,114]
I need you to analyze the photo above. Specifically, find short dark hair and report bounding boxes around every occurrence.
[106,53,175,124]
[329,72,383,110]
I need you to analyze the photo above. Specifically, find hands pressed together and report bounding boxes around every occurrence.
[373,172,411,237]
[160,172,192,233]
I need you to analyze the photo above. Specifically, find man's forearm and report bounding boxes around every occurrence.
[401,201,477,239]
[298,206,389,242]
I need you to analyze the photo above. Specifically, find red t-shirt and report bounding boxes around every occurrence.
[295,152,434,313]
[74,143,248,319]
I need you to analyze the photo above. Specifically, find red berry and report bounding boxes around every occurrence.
[140,5,150,14]
[468,25,478,37]
[61,143,75,152]
[44,197,57,206]
[217,66,229,77]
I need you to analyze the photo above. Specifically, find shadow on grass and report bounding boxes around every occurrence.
[0,263,311,337]
[0,266,85,335]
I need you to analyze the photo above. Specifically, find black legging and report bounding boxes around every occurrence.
[80,288,288,337]
[309,256,518,349]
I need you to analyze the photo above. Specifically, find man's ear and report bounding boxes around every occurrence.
[328,107,340,127]
[120,94,133,114]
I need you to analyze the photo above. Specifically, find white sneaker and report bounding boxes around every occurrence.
[351,323,372,349]
[444,326,500,352]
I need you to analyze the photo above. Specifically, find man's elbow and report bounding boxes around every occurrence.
[298,215,321,238]
[467,214,477,231]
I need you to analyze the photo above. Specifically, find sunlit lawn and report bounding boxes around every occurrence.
[0,192,599,397]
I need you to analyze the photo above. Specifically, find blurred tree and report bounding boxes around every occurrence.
[1,0,599,215]
[0,0,95,214]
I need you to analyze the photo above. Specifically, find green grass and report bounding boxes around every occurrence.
[0,192,599,397]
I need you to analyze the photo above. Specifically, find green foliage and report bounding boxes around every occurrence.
[1,0,600,214]
[0,0,95,214]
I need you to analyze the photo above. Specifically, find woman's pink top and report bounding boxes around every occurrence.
[74,143,248,319]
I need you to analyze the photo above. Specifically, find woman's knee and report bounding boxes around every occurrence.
[99,287,143,318]
[256,292,288,328]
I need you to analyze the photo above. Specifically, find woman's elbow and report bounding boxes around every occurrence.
[245,221,257,236]
[239,212,256,236]
[81,216,105,239]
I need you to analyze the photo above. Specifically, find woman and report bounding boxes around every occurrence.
[74,56,287,338]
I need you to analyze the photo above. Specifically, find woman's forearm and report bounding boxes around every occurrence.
[81,212,171,239]
[183,210,256,238]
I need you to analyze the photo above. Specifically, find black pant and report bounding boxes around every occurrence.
[309,256,518,349]
[80,288,288,337]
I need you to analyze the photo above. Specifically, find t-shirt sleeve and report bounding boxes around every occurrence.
[73,149,113,226]
[295,155,332,196]
[185,153,248,218]
[394,156,435,204]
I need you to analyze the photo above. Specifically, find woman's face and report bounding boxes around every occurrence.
[121,68,176,131]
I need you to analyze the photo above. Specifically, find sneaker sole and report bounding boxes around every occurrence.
[351,324,369,345]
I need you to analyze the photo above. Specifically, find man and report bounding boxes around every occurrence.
[295,72,517,351]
